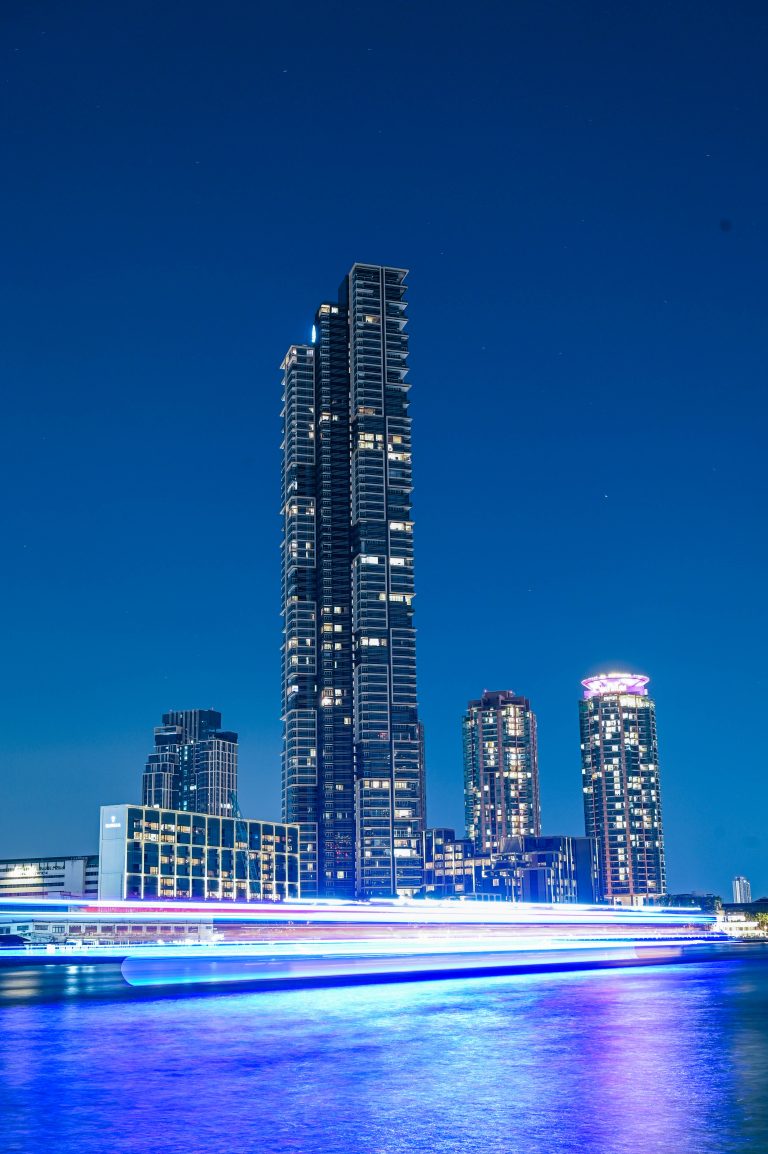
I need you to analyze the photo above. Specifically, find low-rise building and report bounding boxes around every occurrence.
[99,804,300,901]
[722,897,768,918]
[0,855,99,900]
[422,829,600,904]
[0,903,218,944]
[650,892,722,914]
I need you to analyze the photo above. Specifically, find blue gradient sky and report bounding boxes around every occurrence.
[2,1,766,897]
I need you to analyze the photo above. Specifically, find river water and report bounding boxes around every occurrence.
[2,955,768,1153]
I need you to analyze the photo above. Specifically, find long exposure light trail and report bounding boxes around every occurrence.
[1,895,729,997]
[0,896,717,928]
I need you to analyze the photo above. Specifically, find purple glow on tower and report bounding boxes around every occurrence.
[582,672,650,699]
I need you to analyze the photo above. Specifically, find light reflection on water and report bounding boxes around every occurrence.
[2,959,768,1153]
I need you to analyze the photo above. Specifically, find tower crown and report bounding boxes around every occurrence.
[582,672,649,699]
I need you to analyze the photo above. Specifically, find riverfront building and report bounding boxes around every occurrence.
[98,804,300,902]
[422,829,600,904]
[463,690,541,855]
[733,876,752,904]
[0,855,98,900]
[142,709,238,817]
[579,672,666,904]
[281,264,424,900]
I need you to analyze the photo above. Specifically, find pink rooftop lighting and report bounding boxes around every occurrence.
[581,672,650,699]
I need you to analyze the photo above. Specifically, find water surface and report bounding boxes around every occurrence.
[2,957,768,1153]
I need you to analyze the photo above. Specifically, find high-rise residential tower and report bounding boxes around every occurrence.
[463,690,541,855]
[732,876,752,904]
[281,263,424,900]
[142,709,238,817]
[579,673,666,904]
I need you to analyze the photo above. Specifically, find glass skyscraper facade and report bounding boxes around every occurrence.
[579,672,666,903]
[463,690,541,854]
[281,263,424,899]
[142,709,238,818]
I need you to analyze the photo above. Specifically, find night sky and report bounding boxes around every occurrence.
[2,1,766,898]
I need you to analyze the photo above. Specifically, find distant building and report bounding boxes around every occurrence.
[463,690,541,855]
[0,855,98,900]
[723,896,768,917]
[99,805,300,901]
[142,709,238,817]
[733,876,752,904]
[651,892,722,914]
[281,265,425,901]
[580,672,666,904]
[422,829,599,904]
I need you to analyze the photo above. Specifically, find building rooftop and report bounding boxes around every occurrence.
[582,672,649,699]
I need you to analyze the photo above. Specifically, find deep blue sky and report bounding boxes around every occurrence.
[2,1,766,897]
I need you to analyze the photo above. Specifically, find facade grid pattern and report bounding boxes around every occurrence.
[580,674,666,903]
[99,804,300,902]
[281,264,424,899]
[463,690,541,855]
[142,709,238,818]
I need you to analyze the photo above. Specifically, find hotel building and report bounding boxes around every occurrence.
[99,804,300,901]
[579,672,666,904]
[142,709,238,817]
[281,264,424,899]
[463,690,541,855]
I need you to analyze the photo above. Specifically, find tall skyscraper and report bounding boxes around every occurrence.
[463,690,541,855]
[142,709,238,817]
[281,263,424,900]
[733,876,752,903]
[579,672,666,904]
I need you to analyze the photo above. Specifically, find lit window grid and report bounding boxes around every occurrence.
[281,267,424,901]
[463,697,541,854]
[115,807,300,902]
[579,693,666,900]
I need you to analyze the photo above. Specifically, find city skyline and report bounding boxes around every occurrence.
[2,4,766,899]
[3,8,767,1154]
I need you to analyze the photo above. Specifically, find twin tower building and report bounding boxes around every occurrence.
[281,264,423,900]
[142,264,667,906]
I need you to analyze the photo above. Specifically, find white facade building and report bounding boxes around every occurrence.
[732,876,752,904]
